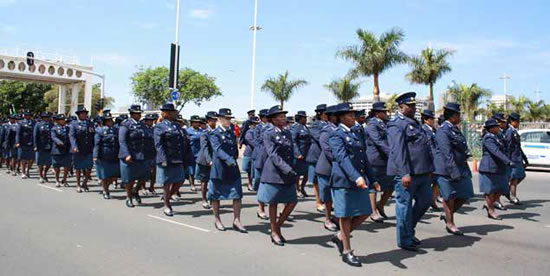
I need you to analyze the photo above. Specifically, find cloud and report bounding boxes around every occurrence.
[92,54,131,66]
[189,8,214,19]
[0,0,16,7]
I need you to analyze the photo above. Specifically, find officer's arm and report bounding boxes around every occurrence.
[118,124,130,158]
[388,124,411,177]
[15,123,21,145]
[521,147,529,165]
[486,137,512,165]
[245,131,255,151]
[367,123,390,157]
[436,129,461,180]
[290,127,303,158]
[69,123,79,151]
[153,126,166,165]
[264,130,294,175]
[319,129,333,161]
[329,132,361,182]
[210,132,236,166]
[93,128,101,159]
[51,128,61,145]
[33,123,39,149]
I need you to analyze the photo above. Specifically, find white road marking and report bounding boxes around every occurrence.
[147,214,211,233]
[37,183,63,192]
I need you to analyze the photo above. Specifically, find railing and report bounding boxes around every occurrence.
[0,47,81,65]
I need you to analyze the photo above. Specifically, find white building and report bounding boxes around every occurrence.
[490,94,513,110]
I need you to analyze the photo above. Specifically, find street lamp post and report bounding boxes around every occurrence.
[249,0,261,110]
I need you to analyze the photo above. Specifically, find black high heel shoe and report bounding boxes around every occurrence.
[439,213,447,223]
[342,251,362,267]
[126,199,135,208]
[232,224,248,233]
[330,234,344,255]
[483,205,502,220]
[271,236,284,246]
[446,226,464,236]
[256,211,268,220]
[214,222,225,231]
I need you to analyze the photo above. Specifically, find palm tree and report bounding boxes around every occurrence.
[261,71,308,110]
[525,100,545,122]
[485,102,505,118]
[508,95,529,115]
[444,83,492,121]
[337,28,407,101]
[324,77,360,103]
[406,47,454,110]
[385,93,399,115]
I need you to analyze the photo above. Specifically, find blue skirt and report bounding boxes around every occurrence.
[241,156,252,173]
[369,166,394,193]
[294,159,309,176]
[331,187,371,218]
[307,163,318,184]
[95,159,121,180]
[317,174,332,203]
[35,150,52,166]
[257,183,297,204]
[73,153,93,170]
[207,178,243,200]
[479,172,509,195]
[510,161,526,180]
[7,148,17,159]
[52,154,72,168]
[120,160,151,182]
[184,163,200,179]
[18,147,34,161]
[198,164,211,182]
[156,164,185,185]
[436,175,474,201]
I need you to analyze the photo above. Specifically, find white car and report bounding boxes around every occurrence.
[519,129,550,167]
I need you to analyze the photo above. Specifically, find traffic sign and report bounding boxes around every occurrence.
[170,90,180,101]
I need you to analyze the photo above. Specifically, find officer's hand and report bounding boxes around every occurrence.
[209,161,212,166]
[356,177,367,189]
[73,148,79,153]
[401,175,411,188]
[16,143,20,148]
[34,147,38,151]
[297,155,304,160]
[125,155,132,163]
[373,182,381,192]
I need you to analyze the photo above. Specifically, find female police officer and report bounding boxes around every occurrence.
[196,111,218,209]
[291,111,311,198]
[257,105,298,246]
[16,111,35,179]
[51,114,71,187]
[329,103,375,267]
[504,112,528,205]
[69,107,95,193]
[433,103,474,235]
[93,111,120,199]
[34,112,53,183]
[207,108,247,233]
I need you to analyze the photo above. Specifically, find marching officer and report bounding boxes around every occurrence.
[257,105,298,246]
[3,115,18,175]
[16,110,35,179]
[51,114,72,187]
[242,116,259,191]
[239,109,256,148]
[186,115,203,192]
[34,112,53,183]
[196,111,218,209]
[433,103,474,235]
[421,109,441,212]
[142,113,157,195]
[93,111,120,199]
[504,112,528,205]
[491,112,509,210]
[0,118,5,169]
[291,111,311,197]
[307,104,329,211]
[387,92,434,252]
[365,102,393,223]
[252,109,270,219]
[208,108,247,233]
[69,107,95,192]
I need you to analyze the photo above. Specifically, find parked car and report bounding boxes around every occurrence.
[519,129,550,167]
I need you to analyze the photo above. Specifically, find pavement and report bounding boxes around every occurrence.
[1,165,549,276]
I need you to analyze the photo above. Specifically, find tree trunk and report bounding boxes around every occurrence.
[280,100,284,111]
[428,82,435,111]
[373,73,380,102]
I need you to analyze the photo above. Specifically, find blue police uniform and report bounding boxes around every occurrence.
[504,126,526,181]
[315,121,337,203]
[252,122,272,191]
[0,122,5,159]
[186,126,203,179]
[16,118,35,161]
[365,117,393,192]
[34,119,53,166]
[69,118,95,170]
[479,132,513,194]
[257,126,298,204]
[387,108,434,248]
[197,125,214,182]
[207,125,243,200]
[305,120,327,183]
[94,125,121,180]
[291,122,311,176]
[241,126,255,174]
[154,119,187,185]
[119,118,150,182]
[143,122,156,173]
[3,121,18,159]
[329,123,373,218]
[433,121,474,200]
[51,124,72,168]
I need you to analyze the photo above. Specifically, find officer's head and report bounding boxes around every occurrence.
[160,103,177,121]
[294,111,307,125]
[247,109,256,118]
[334,103,356,127]
[395,92,416,118]
[128,105,143,121]
[314,104,328,121]
[190,115,201,128]
[55,116,66,126]
[484,119,500,135]
[218,108,234,128]
[143,114,155,127]
[442,103,461,125]
[267,105,288,128]
[76,110,88,121]
[355,110,366,124]
[23,111,32,120]
[421,109,437,127]
[325,105,338,124]
[508,112,520,128]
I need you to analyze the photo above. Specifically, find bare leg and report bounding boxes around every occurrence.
[233,199,243,227]
[338,217,352,253]
[75,170,81,191]
[201,180,209,208]
[369,193,383,221]
[443,199,457,230]
[212,200,224,229]
[277,202,297,240]
[268,204,281,242]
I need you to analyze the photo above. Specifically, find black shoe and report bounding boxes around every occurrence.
[439,213,447,223]
[214,222,225,231]
[342,251,362,267]
[163,208,173,217]
[126,199,135,208]
[282,213,295,222]
[483,205,502,220]
[446,226,464,236]
[510,198,522,205]
[134,194,142,204]
[103,193,110,200]
[377,206,388,219]
[412,236,421,246]
[330,234,344,255]
[271,236,284,246]
[232,224,248,234]
[371,215,384,223]
[494,202,507,211]
[324,222,339,232]
[83,187,89,192]
[257,212,268,220]
[400,244,419,252]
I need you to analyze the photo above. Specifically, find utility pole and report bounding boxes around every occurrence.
[249,0,261,110]
[499,73,510,94]
[535,87,542,102]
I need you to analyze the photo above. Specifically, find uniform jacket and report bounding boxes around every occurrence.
[69,119,95,154]
[3,123,18,149]
[243,127,255,157]
[93,125,119,161]
[196,126,214,166]
[186,127,203,158]
[291,123,311,159]
[365,117,391,167]
[154,119,189,165]
[433,121,471,180]
[143,125,156,160]
[352,122,366,149]
[387,113,434,177]
[209,126,240,180]
[479,132,512,174]
[239,120,250,146]
[16,119,34,148]
[253,123,272,170]
[315,122,337,176]
[118,118,147,160]
[504,126,527,163]
[33,121,53,151]
[51,125,71,155]
[260,126,296,185]
[305,120,327,164]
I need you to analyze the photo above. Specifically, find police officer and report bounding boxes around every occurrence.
[504,112,528,205]
[257,105,298,246]
[491,112,509,210]
[242,116,259,192]
[186,115,203,192]
[387,92,434,252]
[433,103,474,235]
[154,103,189,216]
[119,105,150,207]
[315,105,339,232]
[307,104,329,211]
[329,103,376,267]
[142,113,157,195]
[421,109,442,212]
[3,115,18,175]
[16,110,35,179]
[69,107,95,192]
[51,114,72,187]
[93,111,120,199]
[197,111,218,209]
[239,109,256,148]
[365,102,393,222]
[207,108,247,233]
[34,112,53,183]
[479,118,515,220]
[291,111,311,198]
[252,109,270,219]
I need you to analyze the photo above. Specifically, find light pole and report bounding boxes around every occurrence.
[249,0,261,110]
[170,0,181,91]
[499,73,510,94]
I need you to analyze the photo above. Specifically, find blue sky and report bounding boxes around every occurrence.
[1,0,549,117]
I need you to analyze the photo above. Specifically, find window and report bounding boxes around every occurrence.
[522,131,550,143]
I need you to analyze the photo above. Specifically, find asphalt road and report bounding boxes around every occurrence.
[1,165,549,275]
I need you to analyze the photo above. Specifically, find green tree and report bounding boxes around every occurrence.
[337,27,407,101]
[384,93,399,115]
[485,102,506,118]
[324,77,360,103]
[261,71,308,110]
[0,81,52,115]
[508,96,529,116]
[524,100,545,122]
[406,47,454,110]
[444,83,492,122]
[131,66,222,111]
[43,84,114,116]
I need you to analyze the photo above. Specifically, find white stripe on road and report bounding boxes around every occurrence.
[147,214,211,233]
[37,183,63,192]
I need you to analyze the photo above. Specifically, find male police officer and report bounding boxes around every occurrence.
[387,92,434,252]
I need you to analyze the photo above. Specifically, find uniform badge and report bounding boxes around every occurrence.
[275,135,280,140]
[409,125,413,130]
[346,136,351,142]
[222,136,225,140]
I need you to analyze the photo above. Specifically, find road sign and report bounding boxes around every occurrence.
[169,43,180,89]
[170,90,180,101]
[26,52,34,66]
